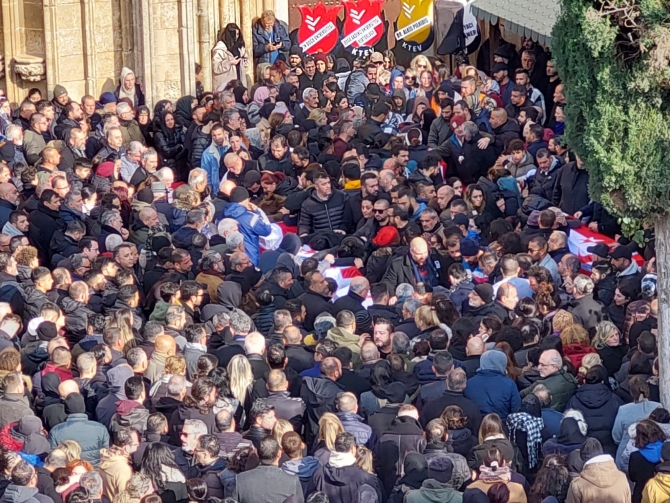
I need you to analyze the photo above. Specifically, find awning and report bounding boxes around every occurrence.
[471,0,559,46]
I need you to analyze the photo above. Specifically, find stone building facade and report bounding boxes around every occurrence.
[1,0,284,108]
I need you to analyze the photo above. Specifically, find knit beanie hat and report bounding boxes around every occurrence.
[97,161,115,178]
[230,187,250,203]
[37,321,58,342]
[53,85,68,98]
[64,393,86,415]
[473,283,493,304]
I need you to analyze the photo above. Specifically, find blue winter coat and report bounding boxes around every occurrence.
[464,369,521,420]
[49,413,110,467]
[222,202,272,266]
[252,20,290,64]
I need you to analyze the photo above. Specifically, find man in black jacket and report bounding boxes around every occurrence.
[460,121,497,184]
[382,237,452,292]
[264,370,306,432]
[297,271,334,331]
[356,103,388,146]
[488,108,522,156]
[300,357,343,445]
[298,171,346,238]
[28,189,65,264]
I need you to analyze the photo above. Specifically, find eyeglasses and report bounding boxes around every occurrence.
[373,209,386,214]
[374,61,384,66]
[404,76,415,80]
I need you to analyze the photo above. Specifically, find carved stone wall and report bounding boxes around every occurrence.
[1,0,280,107]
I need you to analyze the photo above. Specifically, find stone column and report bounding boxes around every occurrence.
[3,0,24,102]
[197,0,212,92]
[179,0,197,98]
[80,0,98,96]
[240,0,253,84]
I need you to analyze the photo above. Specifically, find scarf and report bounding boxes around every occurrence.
[410,255,439,287]
[344,180,361,190]
[506,412,544,469]
[478,464,511,483]
[118,67,137,104]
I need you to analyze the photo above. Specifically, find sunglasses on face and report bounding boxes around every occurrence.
[405,76,415,80]
[373,209,386,214]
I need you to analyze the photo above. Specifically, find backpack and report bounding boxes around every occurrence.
[344,70,369,103]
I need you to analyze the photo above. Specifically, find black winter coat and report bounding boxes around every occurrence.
[188,127,210,168]
[298,290,335,332]
[332,291,366,315]
[60,297,94,345]
[530,156,564,201]
[459,133,497,184]
[381,252,452,291]
[300,376,342,446]
[356,119,384,146]
[565,383,623,455]
[298,190,347,236]
[552,161,590,215]
[28,202,65,263]
[491,119,522,156]
[154,127,185,163]
[629,449,660,503]
[306,464,382,503]
[375,416,427,495]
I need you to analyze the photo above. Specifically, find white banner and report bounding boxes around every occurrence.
[300,22,337,52]
[341,16,383,47]
[395,16,430,40]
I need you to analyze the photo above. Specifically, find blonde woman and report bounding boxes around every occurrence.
[272,419,293,445]
[414,305,440,339]
[560,324,595,369]
[314,413,345,464]
[228,354,254,427]
[356,446,375,474]
[307,108,328,126]
[592,320,628,377]
[109,309,137,353]
[57,440,83,462]
[404,68,419,98]
[149,355,192,404]
[410,55,433,76]
[576,353,602,384]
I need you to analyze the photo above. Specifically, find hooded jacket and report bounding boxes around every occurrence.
[222,202,271,266]
[405,479,463,503]
[642,462,670,503]
[0,485,44,503]
[326,327,362,367]
[376,415,427,495]
[282,456,321,494]
[566,455,630,503]
[60,296,94,343]
[98,447,133,500]
[566,383,623,455]
[463,351,521,420]
[306,461,382,503]
[109,401,149,436]
[300,376,342,446]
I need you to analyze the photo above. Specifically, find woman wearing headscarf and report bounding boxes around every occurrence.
[388,452,428,503]
[232,86,252,127]
[506,394,551,477]
[154,110,186,170]
[136,106,153,146]
[114,67,145,107]
[277,84,299,116]
[542,417,587,457]
[248,86,271,125]
[212,26,247,92]
[174,95,196,129]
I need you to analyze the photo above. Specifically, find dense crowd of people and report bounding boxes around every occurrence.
[0,9,659,503]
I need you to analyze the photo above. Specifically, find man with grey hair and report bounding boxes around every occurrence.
[188,168,209,195]
[196,250,225,302]
[268,310,292,342]
[214,309,252,366]
[295,88,319,124]
[461,121,497,183]
[96,126,125,159]
[396,297,422,339]
[116,101,145,149]
[420,367,482,434]
[175,418,208,477]
[333,277,369,314]
[120,140,145,183]
[335,391,374,448]
[521,349,577,411]
[79,470,104,502]
[532,384,563,437]
[244,332,269,380]
[567,273,604,331]
[4,124,26,166]
[226,232,246,253]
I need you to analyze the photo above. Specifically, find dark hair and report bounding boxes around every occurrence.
[140,443,182,491]
[487,483,510,503]
[451,318,477,347]
[635,419,667,448]
[528,454,570,503]
[124,376,145,401]
[258,436,280,464]
[186,479,208,502]
[650,408,670,424]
